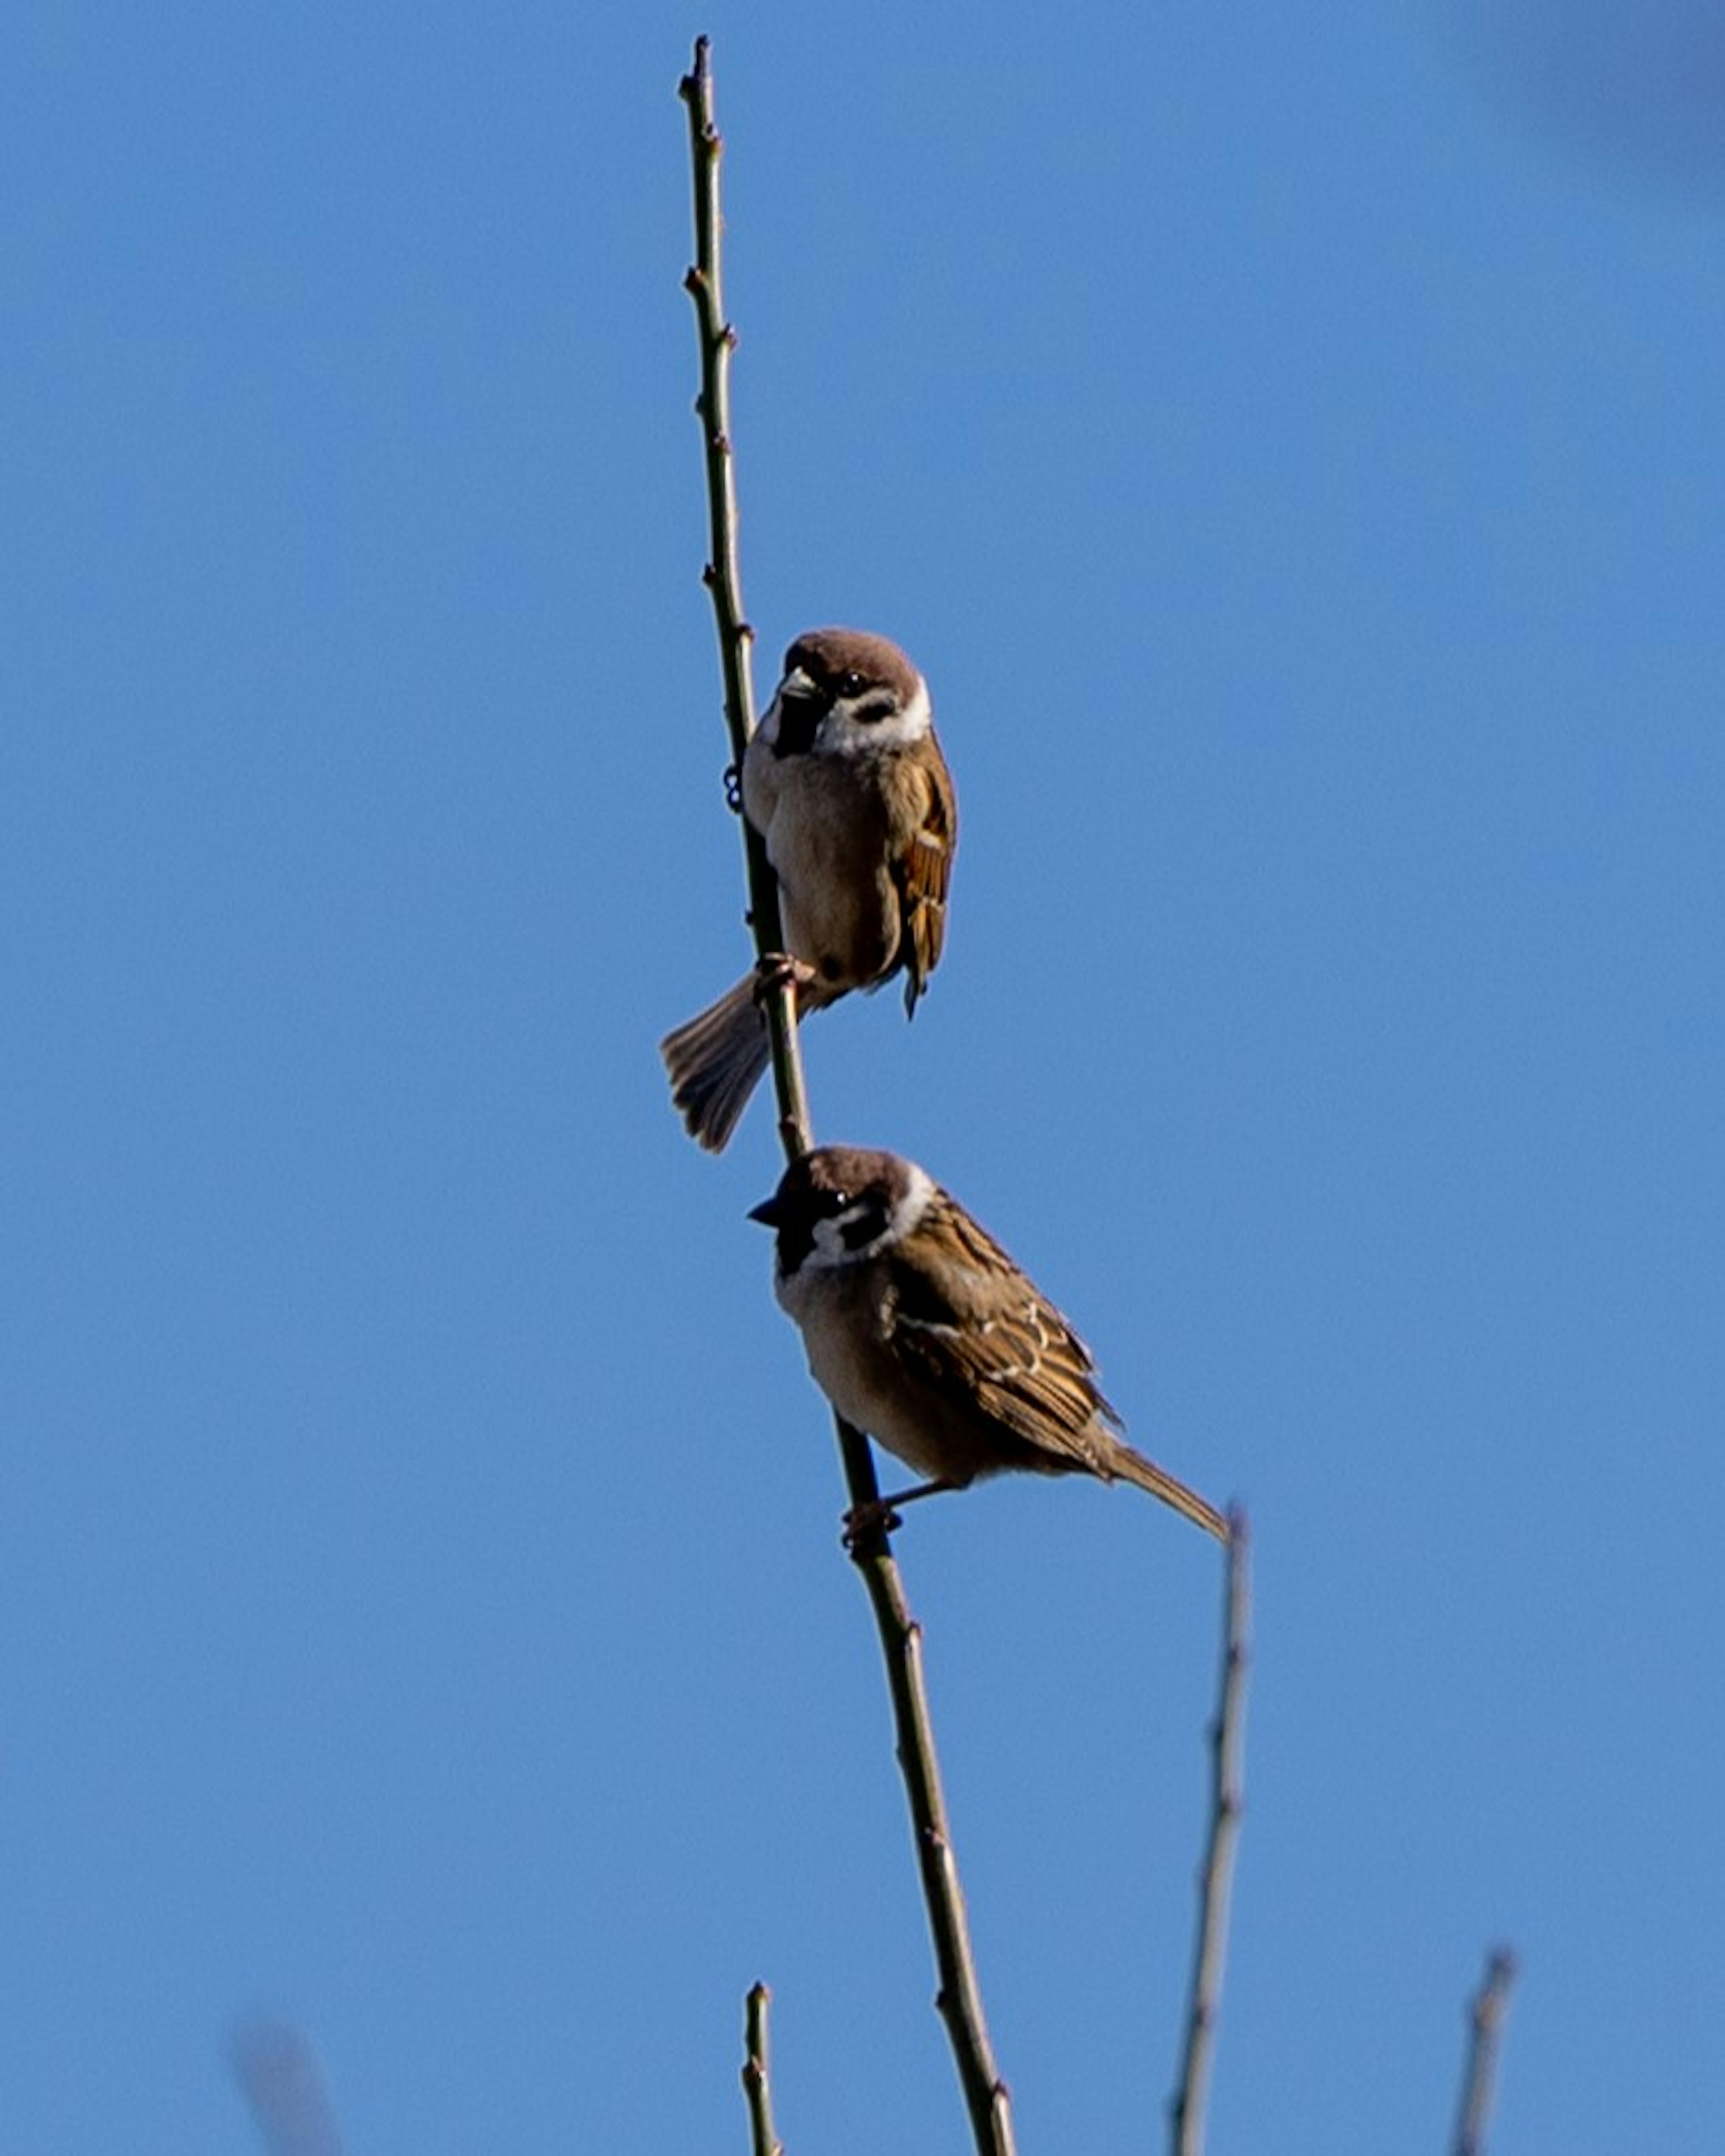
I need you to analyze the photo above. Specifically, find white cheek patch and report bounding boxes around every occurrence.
[806,1214,856,1271]
[885,1161,937,1245]
[798,1161,936,1273]
[817,678,932,757]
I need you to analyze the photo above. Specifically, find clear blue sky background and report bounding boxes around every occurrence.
[5,4,1722,2151]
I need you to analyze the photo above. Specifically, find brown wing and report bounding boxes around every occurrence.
[885,1193,1122,1470]
[890,735,957,1014]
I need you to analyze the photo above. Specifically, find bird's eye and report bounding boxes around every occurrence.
[838,671,864,697]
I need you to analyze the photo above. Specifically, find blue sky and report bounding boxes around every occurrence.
[4,4,1722,2150]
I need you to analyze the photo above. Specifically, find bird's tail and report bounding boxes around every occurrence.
[1107,1441,1230,1542]
[659,975,773,1153]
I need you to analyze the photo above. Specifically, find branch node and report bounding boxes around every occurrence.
[740,1982,783,2156]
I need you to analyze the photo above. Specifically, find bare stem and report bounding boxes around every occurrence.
[1451,1948,1518,2156]
[846,1519,1019,2156]
[740,1983,786,2156]
[677,36,800,1116]
[1170,1510,1251,2156]
[678,36,1012,2155]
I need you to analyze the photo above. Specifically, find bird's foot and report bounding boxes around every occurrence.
[841,1498,903,1550]
[753,952,818,1006]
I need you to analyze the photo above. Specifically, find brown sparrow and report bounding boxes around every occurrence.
[748,1145,1229,1541]
[661,629,957,1152]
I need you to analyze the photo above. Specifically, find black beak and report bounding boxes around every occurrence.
[770,684,823,759]
[747,1195,784,1227]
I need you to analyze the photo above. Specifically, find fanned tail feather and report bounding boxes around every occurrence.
[659,976,772,1154]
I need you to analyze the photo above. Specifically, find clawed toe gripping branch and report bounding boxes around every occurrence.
[840,1499,903,1549]
[753,952,818,1005]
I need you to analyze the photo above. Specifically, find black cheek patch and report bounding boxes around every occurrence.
[839,1196,892,1252]
[778,1190,854,1275]
[773,693,824,757]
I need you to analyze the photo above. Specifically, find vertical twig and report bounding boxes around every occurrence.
[1170,1511,1251,2156]
[677,38,809,1156]
[678,38,1015,2156]
[741,1983,786,2156]
[849,1532,1019,2155]
[1452,1948,1517,2156]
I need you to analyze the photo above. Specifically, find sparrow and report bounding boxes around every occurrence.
[748,1145,1229,1541]
[661,629,957,1152]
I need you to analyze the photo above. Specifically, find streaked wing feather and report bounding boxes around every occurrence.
[893,748,956,1005]
[886,1199,1119,1465]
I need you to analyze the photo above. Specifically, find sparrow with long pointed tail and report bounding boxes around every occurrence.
[749,1145,1228,1541]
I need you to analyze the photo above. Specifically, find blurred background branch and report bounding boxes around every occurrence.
[1452,1946,1518,2156]
[1170,1508,1251,2156]
[231,2023,345,2156]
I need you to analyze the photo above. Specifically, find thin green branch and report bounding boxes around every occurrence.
[1451,1947,1517,2156]
[678,37,1013,2156]
[740,1983,785,2156]
[1170,1510,1251,2156]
